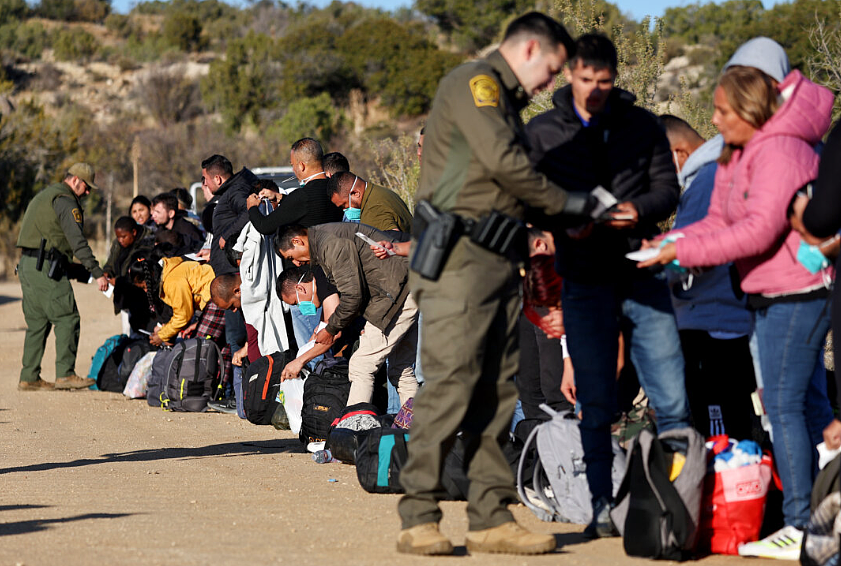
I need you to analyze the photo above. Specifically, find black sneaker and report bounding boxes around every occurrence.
[207,398,237,414]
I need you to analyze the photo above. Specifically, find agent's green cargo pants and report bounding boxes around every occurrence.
[18,253,80,383]
[398,238,521,531]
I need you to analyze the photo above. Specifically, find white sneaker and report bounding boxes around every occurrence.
[737,525,803,560]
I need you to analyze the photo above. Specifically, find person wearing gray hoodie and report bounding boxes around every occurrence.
[661,115,756,442]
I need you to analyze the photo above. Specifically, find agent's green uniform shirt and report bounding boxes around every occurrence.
[415,49,569,221]
[17,182,103,278]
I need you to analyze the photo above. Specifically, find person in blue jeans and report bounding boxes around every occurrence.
[525,33,691,537]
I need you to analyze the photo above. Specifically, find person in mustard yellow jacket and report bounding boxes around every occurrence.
[128,253,215,346]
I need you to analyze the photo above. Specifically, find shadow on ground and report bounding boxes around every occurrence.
[0,512,133,536]
[0,439,304,475]
[0,295,20,306]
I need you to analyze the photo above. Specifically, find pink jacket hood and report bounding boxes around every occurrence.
[675,70,835,295]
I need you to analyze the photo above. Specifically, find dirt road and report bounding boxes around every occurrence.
[0,281,772,565]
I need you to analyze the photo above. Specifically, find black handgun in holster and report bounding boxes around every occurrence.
[411,200,460,281]
[46,249,67,281]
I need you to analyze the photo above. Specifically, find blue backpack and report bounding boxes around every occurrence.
[88,334,128,390]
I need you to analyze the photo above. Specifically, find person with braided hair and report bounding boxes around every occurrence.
[128,250,216,347]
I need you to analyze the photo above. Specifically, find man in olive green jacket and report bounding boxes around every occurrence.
[395,12,587,557]
[16,163,108,391]
[276,222,418,407]
[327,171,413,233]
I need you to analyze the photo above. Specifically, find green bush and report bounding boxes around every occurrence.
[272,92,341,146]
[0,20,50,59]
[104,13,137,39]
[415,0,534,51]
[0,0,27,22]
[36,0,76,20]
[52,27,99,61]
[162,10,205,52]
[73,0,110,22]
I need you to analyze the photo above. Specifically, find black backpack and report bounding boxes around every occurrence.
[147,338,222,412]
[299,358,351,444]
[242,351,291,425]
[97,339,134,392]
[116,339,153,389]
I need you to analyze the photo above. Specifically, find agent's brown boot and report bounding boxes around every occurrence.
[55,374,95,390]
[18,378,55,391]
[465,521,556,555]
[397,523,454,555]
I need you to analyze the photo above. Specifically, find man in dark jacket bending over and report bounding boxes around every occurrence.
[275,223,418,407]
[525,33,691,537]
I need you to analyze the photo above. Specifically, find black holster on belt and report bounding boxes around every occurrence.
[411,200,460,281]
[411,201,526,281]
[46,249,68,281]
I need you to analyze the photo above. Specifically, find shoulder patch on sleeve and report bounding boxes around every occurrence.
[469,75,499,108]
[72,208,82,223]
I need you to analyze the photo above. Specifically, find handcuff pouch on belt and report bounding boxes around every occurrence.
[411,200,525,281]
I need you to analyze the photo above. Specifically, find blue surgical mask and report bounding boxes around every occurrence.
[343,176,362,223]
[797,239,830,274]
[295,273,317,316]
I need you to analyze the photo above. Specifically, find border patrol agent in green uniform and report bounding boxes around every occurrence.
[16,162,109,391]
[396,13,591,556]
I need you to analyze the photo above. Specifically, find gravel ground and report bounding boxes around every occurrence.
[0,280,775,566]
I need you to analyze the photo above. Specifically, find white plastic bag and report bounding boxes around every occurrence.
[123,351,157,399]
[279,376,306,435]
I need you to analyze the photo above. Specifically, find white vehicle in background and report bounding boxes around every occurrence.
[187,166,297,214]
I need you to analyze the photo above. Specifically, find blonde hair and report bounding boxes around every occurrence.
[718,66,779,164]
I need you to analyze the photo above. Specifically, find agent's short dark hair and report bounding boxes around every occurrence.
[569,33,617,74]
[326,171,356,198]
[291,138,324,165]
[276,265,313,299]
[170,187,192,208]
[201,154,233,177]
[323,152,350,176]
[151,192,179,212]
[275,224,308,254]
[503,12,575,59]
[114,216,139,233]
[130,195,151,211]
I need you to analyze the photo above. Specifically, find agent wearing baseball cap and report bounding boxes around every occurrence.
[16,162,108,391]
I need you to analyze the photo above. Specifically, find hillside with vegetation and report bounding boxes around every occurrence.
[0,0,840,276]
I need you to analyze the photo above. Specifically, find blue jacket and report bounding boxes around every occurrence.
[669,136,752,335]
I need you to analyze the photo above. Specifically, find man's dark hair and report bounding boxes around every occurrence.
[170,187,192,208]
[224,242,242,268]
[326,171,356,198]
[154,228,183,249]
[254,178,279,193]
[201,154,233,177]
[323,152,350,176]
[211,273,240,301]
[659,114,704,144]
[151,192,178,213]
[503,12,575,59]
[130,195,151,210]
[276,265,313,299]
[274,224,308,254]
[569,33,617,74]
[291,138,324,165]
[114,215,139,233]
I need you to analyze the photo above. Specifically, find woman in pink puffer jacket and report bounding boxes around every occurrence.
[641,65,834,551]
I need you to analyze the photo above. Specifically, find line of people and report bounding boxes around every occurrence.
[14,12,841,561]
